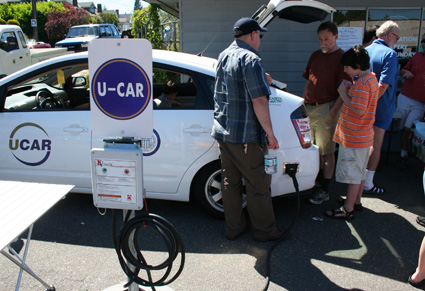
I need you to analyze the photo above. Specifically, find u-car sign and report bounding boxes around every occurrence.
[89,39,153,138]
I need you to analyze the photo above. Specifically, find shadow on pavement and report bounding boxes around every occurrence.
[26,152,425,290]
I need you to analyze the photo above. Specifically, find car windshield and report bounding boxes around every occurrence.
[66,26,99,38]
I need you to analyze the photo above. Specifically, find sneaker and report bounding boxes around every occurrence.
[309,188,330,205]
[396,156,408,171]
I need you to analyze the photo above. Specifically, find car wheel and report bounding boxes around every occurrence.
[192,160,247,219]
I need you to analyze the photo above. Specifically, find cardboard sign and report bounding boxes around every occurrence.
[89,39,153,138]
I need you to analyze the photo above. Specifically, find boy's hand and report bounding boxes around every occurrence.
[338,82,349,96]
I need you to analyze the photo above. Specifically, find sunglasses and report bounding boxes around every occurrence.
[421,39,425,44]
[391,32,400,41]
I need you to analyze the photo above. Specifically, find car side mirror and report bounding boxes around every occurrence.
[73,76,87,87]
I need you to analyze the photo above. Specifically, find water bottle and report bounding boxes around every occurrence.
[264,149,277,174]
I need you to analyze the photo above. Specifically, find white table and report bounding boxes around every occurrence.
[0,181,74,291]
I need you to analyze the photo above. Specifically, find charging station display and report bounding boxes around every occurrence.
[91,141,144,210]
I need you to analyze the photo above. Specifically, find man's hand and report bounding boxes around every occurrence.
[252,96,279,150]
[266,73,272,85]
[266,134,279,150]
[403,70,414,79]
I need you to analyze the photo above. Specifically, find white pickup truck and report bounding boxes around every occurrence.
[0,25,71,78]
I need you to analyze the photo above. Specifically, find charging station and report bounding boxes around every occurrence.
[91,138,144,211]
[88,39,184,291]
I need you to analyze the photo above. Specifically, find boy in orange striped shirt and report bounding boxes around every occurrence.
[325,45,379,220]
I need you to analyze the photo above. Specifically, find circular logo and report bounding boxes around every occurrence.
[92,58,151,120]
[141,129,161,156]
[9,123,51,166]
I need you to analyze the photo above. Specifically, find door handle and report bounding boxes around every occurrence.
[64,127,88,133]
[183,127,210,134]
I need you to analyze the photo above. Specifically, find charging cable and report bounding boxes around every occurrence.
[112,202,185,289]
[262,163,300,291]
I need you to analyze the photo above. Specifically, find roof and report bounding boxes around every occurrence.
[79,2,96,8]
[143,0,179,17]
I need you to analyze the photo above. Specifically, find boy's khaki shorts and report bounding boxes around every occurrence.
[336,146,371,185]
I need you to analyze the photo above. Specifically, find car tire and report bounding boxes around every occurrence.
[191,160,247,219]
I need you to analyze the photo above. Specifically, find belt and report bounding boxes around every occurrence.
[306,102,327,106]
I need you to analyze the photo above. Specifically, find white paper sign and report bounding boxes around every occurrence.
[337,27,363,51]
[89,39,153,138]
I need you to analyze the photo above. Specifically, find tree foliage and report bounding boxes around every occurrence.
[45,2,94,44]
[334,10,367,26]
[131,4,162,49]
[0,2,65,44]
[134,0,142,11]
[6,19,20,26]
[99,13,118,26]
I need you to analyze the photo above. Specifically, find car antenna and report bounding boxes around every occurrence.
[197,21,230,56]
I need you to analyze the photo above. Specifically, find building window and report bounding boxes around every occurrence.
[368,9,422,59]
[333,8,424,61]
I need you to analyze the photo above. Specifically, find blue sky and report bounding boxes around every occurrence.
[96,0,148,15]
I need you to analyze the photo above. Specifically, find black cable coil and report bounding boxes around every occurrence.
[112,211,185,288]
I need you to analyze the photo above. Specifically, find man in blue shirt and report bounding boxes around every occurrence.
[364,20,399,194]
[212,18,284,242]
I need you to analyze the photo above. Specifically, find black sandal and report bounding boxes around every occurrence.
[325,206,354,220]
[338,198,363,211]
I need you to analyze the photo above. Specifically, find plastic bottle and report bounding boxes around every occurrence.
[264,149,277,174]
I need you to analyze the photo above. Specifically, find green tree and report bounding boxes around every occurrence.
[45,2,93,44]
[131,4,162,49]
[0,2,65,44]
[134,0,142,11]
[99,13,118,26]
[6,19,20,26]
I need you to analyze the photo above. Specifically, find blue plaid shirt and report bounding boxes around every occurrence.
[212,40,271,145]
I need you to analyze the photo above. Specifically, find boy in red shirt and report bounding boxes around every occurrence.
[325,45,379,220]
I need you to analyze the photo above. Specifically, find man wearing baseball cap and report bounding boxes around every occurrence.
[212,18,286,242]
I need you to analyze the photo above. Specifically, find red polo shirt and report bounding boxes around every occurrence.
[401,52,425,102]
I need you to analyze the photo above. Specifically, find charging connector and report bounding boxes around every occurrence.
[284,163,299,192]
[263,163,300,291]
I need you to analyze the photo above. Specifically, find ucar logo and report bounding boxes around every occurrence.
[141,129,161,156]
[9,123,51,166]
[92,58,151,120]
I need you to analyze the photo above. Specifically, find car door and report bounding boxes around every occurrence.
[0,60,92,189]
[253,0,335,27]
[132,64,215,194]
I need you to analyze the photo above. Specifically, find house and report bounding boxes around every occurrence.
[79,1,96,14]
[118,13,133,32]
[144,0,425,96]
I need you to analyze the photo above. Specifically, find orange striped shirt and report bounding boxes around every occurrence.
[333,72,379,148]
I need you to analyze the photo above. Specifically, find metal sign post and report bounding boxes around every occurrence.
[89,39,153,291]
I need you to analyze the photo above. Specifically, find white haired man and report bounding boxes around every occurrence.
[364,20,400,194]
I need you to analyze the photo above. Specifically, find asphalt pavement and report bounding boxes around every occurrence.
[1,152,425,291]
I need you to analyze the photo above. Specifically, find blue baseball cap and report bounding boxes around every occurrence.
[233,17,268,38]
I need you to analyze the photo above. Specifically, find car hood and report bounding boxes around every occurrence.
[253,0,335,27]
[56,36,98,45]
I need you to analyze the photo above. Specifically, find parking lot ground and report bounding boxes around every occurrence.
[1,152,425,291]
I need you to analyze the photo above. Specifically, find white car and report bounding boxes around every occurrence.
[0,0,334,217]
